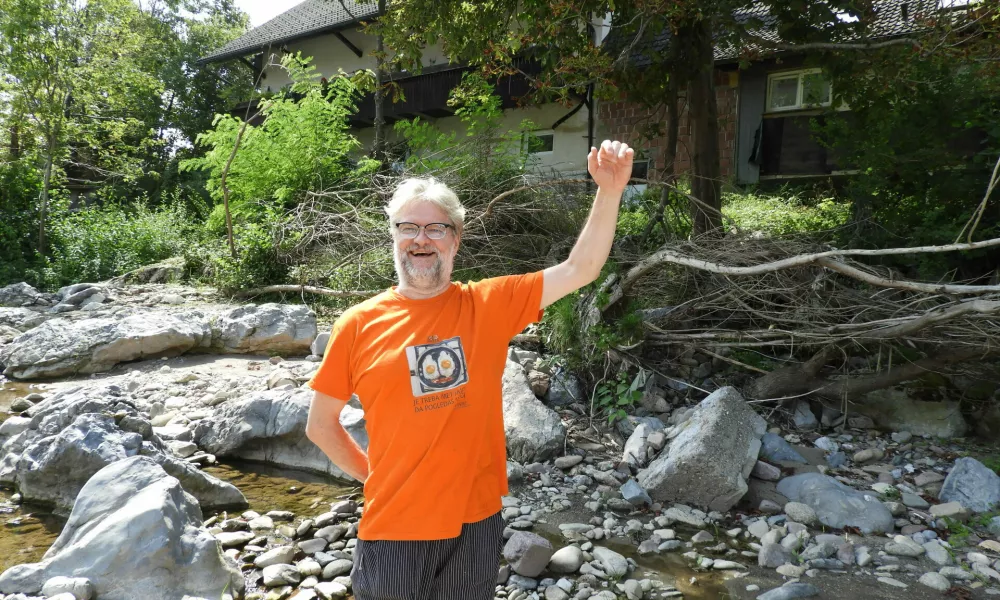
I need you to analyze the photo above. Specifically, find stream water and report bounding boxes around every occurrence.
[0,378,729,598]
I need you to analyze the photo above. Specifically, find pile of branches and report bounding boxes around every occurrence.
[593,232,1000,403]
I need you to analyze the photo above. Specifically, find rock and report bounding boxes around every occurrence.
[901,492,929,509]
[311,332,330,357]
[939,457,1000,513]
[776,565,806,578]
[211,304,317,355]
[0,416,31,438]
[760,433,807,464]
[915,471,946,487]
[847,415,875,429]
[825,451,848,468]
[0,312,211,379]
[637,387,766,512]
[853,448,883,464]
[617,415,665,439]
[989,516,1000,536]
[545,368,582,407]
[215,532,254,547]
[885,535,925,557]
[548,546,584,574]
[503,532,554,578]
[756,583,820,600]
[321,559,353,579]
[813,437,838,452]
[923,540,952,566]
[752,461,782,482]
[262,564,301,587]
[314,581,348,599]
[6,410,244,515]
[528,371,550,397]
[267,369,297,390]
[193,388,364,480]
[621,479,652,506]
[554,455,582,470]
[592,547,628,578]
[918,572,950,592]
[784,502,818,526]
[502,360,566,463]
[877,577,907,588]
[0,456,242,599]
[792,401,818,430]
[929,501,969,521]
[691,530,714,544]
[41,576,94,600]
[891,431,913,444]
[623,423,654,467]
[0,283,48,307]
[758,542,791,568]
[776,473,894,534]
[857,389,967,438]
[256,547,297,569]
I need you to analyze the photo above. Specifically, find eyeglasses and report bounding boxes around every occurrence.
[395,222,454,240]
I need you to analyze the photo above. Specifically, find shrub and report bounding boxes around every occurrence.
[723,188,851,237]
[0,160,42,286]
[39,199,198,289]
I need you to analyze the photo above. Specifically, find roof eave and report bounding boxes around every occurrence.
[197,17,370,66]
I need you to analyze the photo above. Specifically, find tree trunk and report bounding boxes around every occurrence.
[640,43,680,247]
[37,133,56,255]
[684,19,723,235]
[372,0,387,161]
[9,123,19,159]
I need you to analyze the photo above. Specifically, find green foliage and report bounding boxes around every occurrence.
[981,456,1000,476]
[182,53,373,209]
[595,370,645,424]
[722,188,851,237]
[37,199,198,289]
[0,160,42,286]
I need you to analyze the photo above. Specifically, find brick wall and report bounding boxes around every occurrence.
[598,69,739,180]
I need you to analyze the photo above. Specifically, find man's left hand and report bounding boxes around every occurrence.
[588,139,634,192]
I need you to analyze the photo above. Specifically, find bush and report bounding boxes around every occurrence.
[39,199,199,289]
[0,160,42,286]
[723,188,851,237]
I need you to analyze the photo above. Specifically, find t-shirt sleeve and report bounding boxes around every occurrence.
[307,312,357,401]
[475,271,545,339]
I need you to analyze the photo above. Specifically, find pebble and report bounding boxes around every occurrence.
[756,582,820,600]
[918,572,951,591]
[877,577,907,588]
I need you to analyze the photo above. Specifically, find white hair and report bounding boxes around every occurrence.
[385,177,466,235]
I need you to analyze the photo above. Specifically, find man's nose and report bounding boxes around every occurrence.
[413,228,431,243]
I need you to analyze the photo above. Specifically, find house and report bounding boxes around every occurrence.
[600,0,983,186]
[200,0,982,188]
[198,0,599,177]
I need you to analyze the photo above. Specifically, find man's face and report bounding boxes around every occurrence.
[392,201,460,290]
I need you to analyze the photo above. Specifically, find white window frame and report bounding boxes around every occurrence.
[766,68,833,113]
[525,129,555,156]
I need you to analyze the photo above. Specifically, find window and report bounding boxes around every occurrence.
[623,160,649,205]
[766,69,832,112]
[525,130,554,155]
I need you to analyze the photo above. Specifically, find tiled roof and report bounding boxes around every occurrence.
[200,0,380,64]
[606,0,939,68]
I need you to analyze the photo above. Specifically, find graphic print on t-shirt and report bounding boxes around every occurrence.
[405,336,469,398]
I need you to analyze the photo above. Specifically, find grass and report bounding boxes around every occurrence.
[722,187,851,237]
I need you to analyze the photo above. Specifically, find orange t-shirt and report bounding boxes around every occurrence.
[307,272,545,541]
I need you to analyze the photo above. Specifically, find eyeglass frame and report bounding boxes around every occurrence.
[393,222,456,240]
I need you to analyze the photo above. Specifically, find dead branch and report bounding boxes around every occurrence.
[235,285,380,299]
[816,257,1000,295]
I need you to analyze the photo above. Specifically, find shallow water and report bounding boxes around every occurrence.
[203,460,361,518]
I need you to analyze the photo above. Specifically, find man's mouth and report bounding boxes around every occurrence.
[409,250,436,258]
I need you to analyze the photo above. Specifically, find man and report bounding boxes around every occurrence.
[305,139,634,599]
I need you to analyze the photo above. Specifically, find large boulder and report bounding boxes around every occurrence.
[637,387,766,512]
[0,385,245,514]
[502,360,566,463]
[856,389,967,438]
[776,473,894,534]
[939,457,1000,513]
[192,388,363,480]
[0,283,51,307]
[0,312,211,379]
[0,307,45,332]
[210,303,317,355]
[0,456,243,600]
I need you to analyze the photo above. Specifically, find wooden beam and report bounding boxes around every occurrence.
[335,31,363,58]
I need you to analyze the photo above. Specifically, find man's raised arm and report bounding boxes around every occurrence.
[306,391,369,482]
[541,139,634,309]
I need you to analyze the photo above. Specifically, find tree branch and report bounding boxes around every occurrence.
[234,285,379,299]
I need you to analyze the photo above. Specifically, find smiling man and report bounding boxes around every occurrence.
[305,140,633,600]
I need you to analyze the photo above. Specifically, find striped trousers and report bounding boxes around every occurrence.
[350,511,504,600]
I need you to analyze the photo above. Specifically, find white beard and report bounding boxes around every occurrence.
[394,244,450,290]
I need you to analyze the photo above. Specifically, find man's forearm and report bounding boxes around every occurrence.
[309,423,370,483]
[566,187,624,280]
